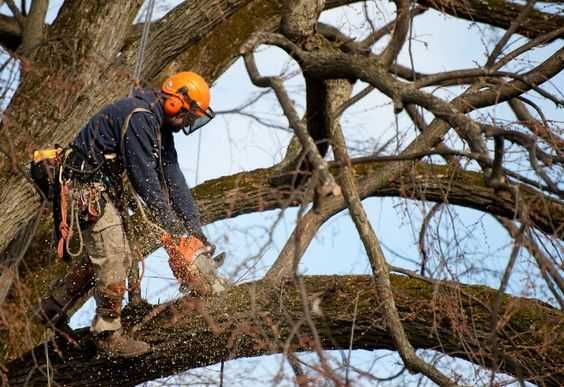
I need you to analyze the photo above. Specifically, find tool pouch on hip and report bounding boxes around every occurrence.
[30,148,74,261]
[30,148,63,201]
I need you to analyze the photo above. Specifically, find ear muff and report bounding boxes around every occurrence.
[163,95,183,116]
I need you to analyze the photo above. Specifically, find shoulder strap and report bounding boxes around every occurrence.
[119,107,170,201]
[119,107,152,157]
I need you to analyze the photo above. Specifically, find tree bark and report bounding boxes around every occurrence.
[7,275,563,386]
[416,0,564,41]
[194,162,564,238]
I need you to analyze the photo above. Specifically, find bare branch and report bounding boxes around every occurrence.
[19,0,48,55]
[361,5,426,48]
[498,218,564,308]
[415,69,564,106]
[380,0,411,68]
[418,203,443,276]
[333,84,374,118]
[404,104,460,166]
[509,98,564,151]
[416,0,564,41]
[493,26,564,71]
[486,0,536,67]
[329,85,456,386]
[489,224,526,381]
[241,46,340,200]
[4,0,24,28]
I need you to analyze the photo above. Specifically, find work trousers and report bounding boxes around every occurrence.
[82,195,131,333]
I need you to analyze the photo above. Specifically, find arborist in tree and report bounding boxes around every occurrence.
[32,71,225,358]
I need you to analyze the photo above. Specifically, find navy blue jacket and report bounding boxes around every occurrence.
[72,88,202,236]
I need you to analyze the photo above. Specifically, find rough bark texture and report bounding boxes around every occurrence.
[7,275,563,386]
[416,0,564,41]
[196,162,564,238]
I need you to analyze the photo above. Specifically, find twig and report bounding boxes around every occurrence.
[419,203,443,276]
[345,292,360,386]
[486,0,536,67]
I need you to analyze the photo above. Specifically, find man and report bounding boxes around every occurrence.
[35,71,222,358]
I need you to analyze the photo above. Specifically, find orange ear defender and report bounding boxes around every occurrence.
[163,94,183,116]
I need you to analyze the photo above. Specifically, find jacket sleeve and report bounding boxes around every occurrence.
[160,131,205,238]
[123,112,185,235]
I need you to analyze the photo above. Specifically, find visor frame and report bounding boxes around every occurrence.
[181,106,216,136]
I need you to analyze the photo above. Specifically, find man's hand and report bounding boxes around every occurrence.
[160,233,217,296]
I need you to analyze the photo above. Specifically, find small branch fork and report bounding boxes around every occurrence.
[497,218,564,308]
[4,0,48,54]
[240,48,341,200]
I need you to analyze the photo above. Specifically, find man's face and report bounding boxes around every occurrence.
[164,109,194,133]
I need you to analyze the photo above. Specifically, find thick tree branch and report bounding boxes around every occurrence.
[18,0,48,55]
[416,0,564,41]
[8,275,563,386]
[4,0,24,28]
[0,14,21,51]
[194,162,564,238]
[380,0,410,68]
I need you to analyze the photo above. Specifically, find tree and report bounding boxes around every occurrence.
[0,0,562,386]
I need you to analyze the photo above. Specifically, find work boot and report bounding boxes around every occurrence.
[91,284,150,357]
[34,256,95,327]
[94,330,150,358]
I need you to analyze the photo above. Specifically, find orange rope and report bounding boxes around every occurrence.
[56,183,71,258]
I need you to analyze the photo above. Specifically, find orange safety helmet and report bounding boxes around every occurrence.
[161,71,215,135]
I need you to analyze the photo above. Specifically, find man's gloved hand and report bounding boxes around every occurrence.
[160,233,225,296]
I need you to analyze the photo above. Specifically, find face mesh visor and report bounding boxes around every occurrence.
[182,105,215,135]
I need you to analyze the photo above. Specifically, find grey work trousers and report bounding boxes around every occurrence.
[83,196,131,333]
